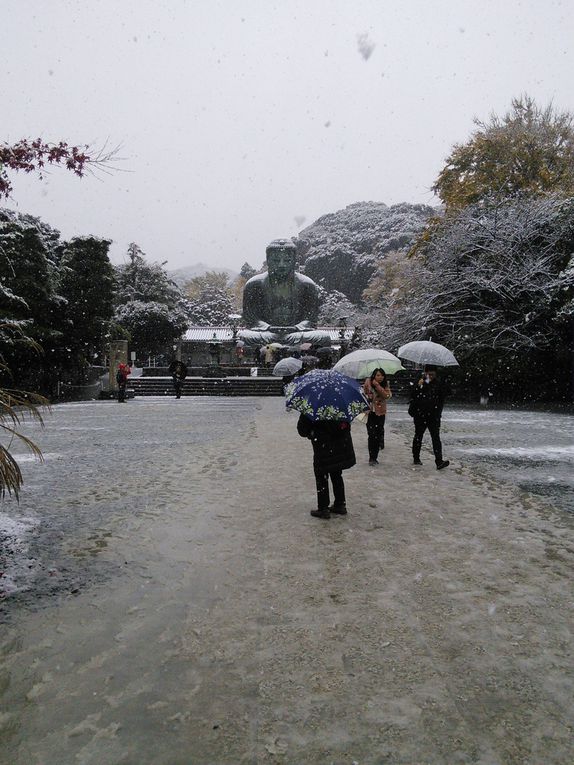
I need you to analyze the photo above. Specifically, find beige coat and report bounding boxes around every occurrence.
[363,377,392,416]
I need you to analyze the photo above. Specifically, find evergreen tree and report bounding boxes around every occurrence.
[0,135,117,497]
[59,237,115,367]
[115,243,181,307]
[239,262,257,281]
[0,209,64,390]
[114,301,188,357]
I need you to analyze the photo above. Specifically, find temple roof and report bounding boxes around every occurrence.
[183,327,234,342]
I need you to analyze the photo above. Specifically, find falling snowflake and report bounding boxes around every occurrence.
[357,32,375,60]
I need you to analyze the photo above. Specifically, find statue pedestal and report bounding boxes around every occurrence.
[238,327,332,348]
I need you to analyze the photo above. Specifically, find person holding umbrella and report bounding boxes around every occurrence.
[363,367,392,465]
[409,365,450,470]
[168,360,188,399]
[286,369,367,519]
[296,416,356,519]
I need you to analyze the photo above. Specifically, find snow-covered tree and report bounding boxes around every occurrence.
[239,262,257,281]
[317,288,362,326]
[59,236,115,366]
[114,243,181,308]
[0,136,118,497]
[114,300,188,357]
[182,271,241,324]
[183,271,231,300]
[183,285,234,326]
[374,195,574,396]
[0,209,64,388]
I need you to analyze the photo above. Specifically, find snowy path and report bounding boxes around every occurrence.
[1,397,573,764]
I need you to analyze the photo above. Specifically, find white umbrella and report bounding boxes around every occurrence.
[273,357,303,377]
[397,340,458,367]
[333,348,405,379]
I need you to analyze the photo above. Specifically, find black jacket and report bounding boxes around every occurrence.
[409,376,448,419]
[169,361,188,380]
[297,415,356,473]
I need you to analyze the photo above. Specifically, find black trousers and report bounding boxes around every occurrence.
[117,383,127,402]
[173,378,182,398]
[314,468,345,510]
[367,412,385,460]
[412,415,443,464]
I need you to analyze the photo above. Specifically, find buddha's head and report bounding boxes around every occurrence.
[266,239,297,282]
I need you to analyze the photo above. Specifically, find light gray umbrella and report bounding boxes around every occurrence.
[397,340,459,367]
[273,357,303,377]
[334,348,404,378]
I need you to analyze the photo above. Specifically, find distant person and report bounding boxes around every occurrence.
[297,415,356,519]
[264,345,275,367]
[409,365,450,470]
[168,360,187,399]
[116,362,130,403]
[363,367,392,465]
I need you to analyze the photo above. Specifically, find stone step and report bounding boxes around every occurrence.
[129,376,284,397]
[129,372,418,398]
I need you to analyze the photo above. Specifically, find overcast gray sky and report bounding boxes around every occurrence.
[2,0,573,272]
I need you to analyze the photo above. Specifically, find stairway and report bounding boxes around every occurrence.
[129,372,419,398]
[129,375,284,397]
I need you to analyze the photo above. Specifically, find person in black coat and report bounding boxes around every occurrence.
[168,360,187,399]
[297,414,356,519]
[409,365,450,469]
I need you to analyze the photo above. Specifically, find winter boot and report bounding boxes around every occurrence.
[310,508,330,519]
[436,460,450,470]
[329,503,347,515]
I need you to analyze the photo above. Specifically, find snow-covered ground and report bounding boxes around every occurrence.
[1,397,574,764]
[2,399,572,606]
[392,405,574,516]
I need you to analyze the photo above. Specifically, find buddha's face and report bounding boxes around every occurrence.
[267,249,296,281]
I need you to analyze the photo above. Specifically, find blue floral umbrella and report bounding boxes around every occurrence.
[285,369,370,422]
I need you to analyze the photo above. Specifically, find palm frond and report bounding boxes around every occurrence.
[0,444,24,500]
[0,387,48,499]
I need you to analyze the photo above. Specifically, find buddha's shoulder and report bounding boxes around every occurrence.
[244,273,267,287]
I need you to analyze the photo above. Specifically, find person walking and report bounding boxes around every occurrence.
[363,367,392,465]
[116,362,130,403]
[409,364,450,470]
[169,360,187,399]
[297,415,356,519]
